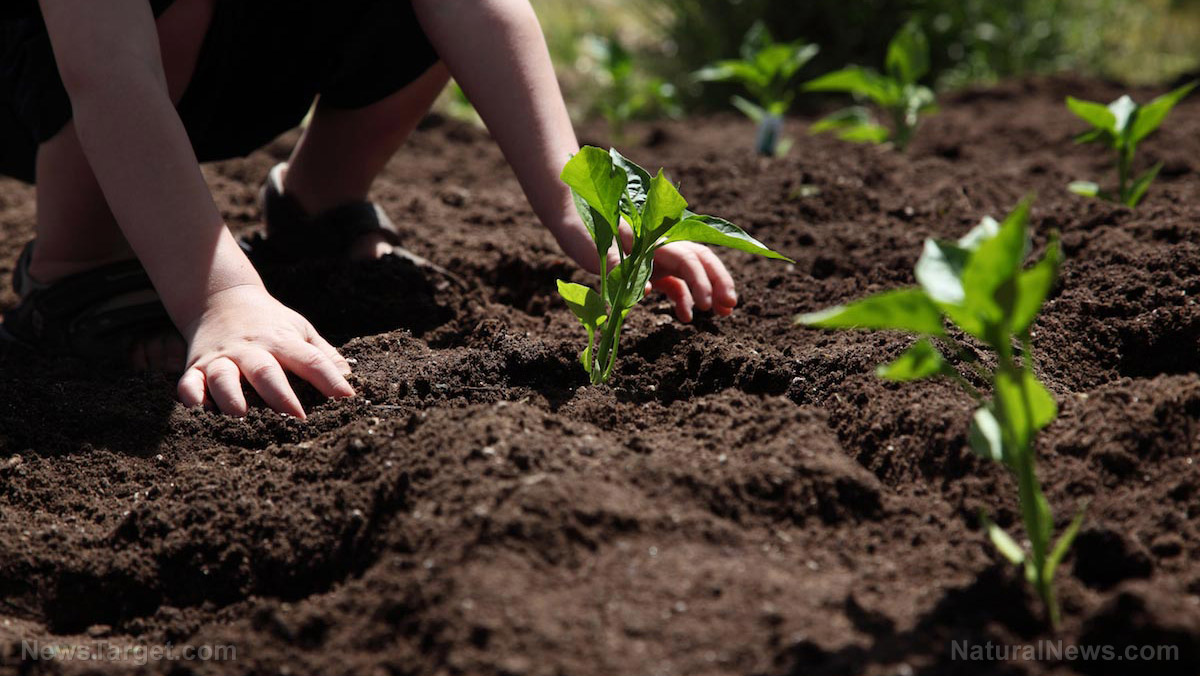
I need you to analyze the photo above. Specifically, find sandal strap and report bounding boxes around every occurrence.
[2,242,172,363]
[260,163,402,259]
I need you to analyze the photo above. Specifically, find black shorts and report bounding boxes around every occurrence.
[0,0,440,183]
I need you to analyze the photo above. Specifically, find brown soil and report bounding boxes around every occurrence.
[2,75,1200,675]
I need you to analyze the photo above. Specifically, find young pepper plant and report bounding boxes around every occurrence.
[694,22,819,157]
[583,34,681,142]
[804,21,936,151]
[796,198,1083,629]
[558,147,792,384]
[1066,81,1196,207]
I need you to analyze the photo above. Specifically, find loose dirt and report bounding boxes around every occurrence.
[1,76,1199,675]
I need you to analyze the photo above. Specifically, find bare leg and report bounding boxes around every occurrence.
[281,62,450,260]
[27,0,215,370]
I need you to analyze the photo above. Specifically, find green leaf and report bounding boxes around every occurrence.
[605,254,654,311]
[609,148,653,214]
[1107,95,1138,137]
[561,147,626,234]
[915,239,970,305]
[1125,162,1163,207]
[1010,234,1061,334]
[1068,181,1100,198]
[958,216,1001,251]
[694,60,767,89]
[755,44,799,81]
[1045,504,1088,583]
[640,170,689,239]
[969,405,1004,462]
[1026,374,1057,432]
[960,198,1032,324]
[805,67,896,105]
[796,288,945,336]
[1129,81,1196,145]
[781,42,820,81]
[809,107,890,143]
[1073,128,1108,145]
[663,213,793,261]
[809,106,872,133]
[838,123,891,144]
[885,21,929,85]
[994,368,1057,450]
[557,280,608,373]
[876,339,950,381]
[731,95,767,123]
[557,280,607,326]
[570,192,614,262]
[1065,96,1116,133]
[980,511,1027,566]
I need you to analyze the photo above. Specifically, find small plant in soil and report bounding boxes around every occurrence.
[1066,81,1196,207]
[694,22,819,157]
[558,146,792,384]
[583,34,681,142]
[797,198,1083,628]
[804,21,936,151]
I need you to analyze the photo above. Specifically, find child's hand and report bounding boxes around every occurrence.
[176,285,355,419]
[560,223,738,324]
[646,242,738,323]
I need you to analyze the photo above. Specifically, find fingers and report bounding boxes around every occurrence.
[179,344,351,418]
[697,247,738,313]
[178,367,205,408]
[206,357,249,417]
[306,332,353,376]
[651,244,739,321]
[675,250,714,311]
[653,276,695,323]
[232,351,306,420]
[276,342,356,400]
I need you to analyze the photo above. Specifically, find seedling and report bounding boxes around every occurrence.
[1066,82,1196,207]
[797,199,1083,629]
[558,147,792,384]
[804,21,936,151]
[694,22,819,156]
[583,34,681,141]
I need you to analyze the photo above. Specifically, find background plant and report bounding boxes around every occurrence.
[804,22,937,150]
[797,199,1083,628]
[558,147,791,384]
[1066,81,1196,208]
[581,34,682,140]
[530,0,1200,118]
[693,22,819,156]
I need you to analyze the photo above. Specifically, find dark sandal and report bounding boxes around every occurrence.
[244,163,465,289]
[0,241,175,366]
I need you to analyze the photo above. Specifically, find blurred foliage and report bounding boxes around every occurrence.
[529,0,1200,119]
[580,34,683,140]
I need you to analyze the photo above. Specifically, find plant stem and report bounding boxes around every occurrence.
[594,254,640,384]
[891,107,911,151]
[997,348,1059,630]
[1118,146,1132,203]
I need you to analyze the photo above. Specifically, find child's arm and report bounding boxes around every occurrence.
[39,0,353,417]
[412,0,738,323]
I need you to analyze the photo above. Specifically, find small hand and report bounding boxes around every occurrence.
[176,285,355,419]
[645,242,738,323]
[557,219,738,323]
